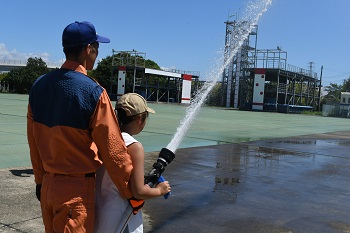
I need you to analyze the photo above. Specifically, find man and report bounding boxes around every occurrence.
[27,21,133,233]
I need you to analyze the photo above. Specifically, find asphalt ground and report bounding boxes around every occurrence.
[1,93,350,232]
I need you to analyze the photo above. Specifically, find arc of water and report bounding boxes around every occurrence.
[166,0,273,153]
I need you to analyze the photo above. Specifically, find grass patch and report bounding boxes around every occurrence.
[301,111,322,116]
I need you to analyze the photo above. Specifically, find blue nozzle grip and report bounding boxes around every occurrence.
[158,176,171,199]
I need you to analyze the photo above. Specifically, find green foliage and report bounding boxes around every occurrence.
[90,56,162,92]
[3,54,163,95]
[300,111,322,116]
[3,57,49,94]
[145,59,160,70]
[205,83,223,106]
[341,77,350,92]
[321,77,350,105]
[0,73,8,81]
[90,56,113,90]
[324,83,342,100]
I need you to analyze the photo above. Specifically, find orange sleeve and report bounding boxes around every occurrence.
[27,104,45,184]
[91,91,133,199]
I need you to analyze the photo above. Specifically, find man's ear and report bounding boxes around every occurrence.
[86,44,92,54]
[79,45,89,57]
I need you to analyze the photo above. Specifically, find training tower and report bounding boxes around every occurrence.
[222,15,321,112]
[222,16,258,109]
[109,50,200,103]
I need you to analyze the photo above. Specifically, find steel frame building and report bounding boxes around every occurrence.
[109,50,200,103]
[222,17,321,112]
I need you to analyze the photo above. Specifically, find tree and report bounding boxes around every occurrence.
[26,57,49,75]
[145,59,160,70]
[322,82,342,104]
[0,73,7,81]
[2,54,162,95]
[3,57,49,94]
[341,77,350,92]
[90,55,162,92]
[205,83,222,106]
[89,56,113,90]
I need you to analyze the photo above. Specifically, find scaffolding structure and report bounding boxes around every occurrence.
[222,16,257,108]
[222,17,321,112]
[109,50,200,103]
[139,69,200,103]
[109,49,146,100]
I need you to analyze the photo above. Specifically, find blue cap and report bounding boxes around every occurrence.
[62,21,110,48]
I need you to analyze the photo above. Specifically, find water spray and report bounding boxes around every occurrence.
[167,0,272,154]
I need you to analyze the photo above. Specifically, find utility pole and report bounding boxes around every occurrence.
[318,65,323,111]
[308,62,314,76]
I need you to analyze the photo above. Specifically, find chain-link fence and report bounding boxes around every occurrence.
[322,104,350,118]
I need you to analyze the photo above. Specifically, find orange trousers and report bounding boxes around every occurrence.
[40,173,95,233]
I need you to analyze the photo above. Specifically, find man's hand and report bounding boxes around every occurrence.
[127,197,145,215]
[36,184,42,201]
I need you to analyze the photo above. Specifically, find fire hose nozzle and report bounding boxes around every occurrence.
[158,148,175,165]
[144,148,175,187]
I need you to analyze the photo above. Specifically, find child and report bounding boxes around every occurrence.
[94,93,171,233]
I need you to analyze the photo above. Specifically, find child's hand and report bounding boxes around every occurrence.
[156,180,171,196]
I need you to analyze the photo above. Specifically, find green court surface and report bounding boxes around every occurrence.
[1,93,350,169]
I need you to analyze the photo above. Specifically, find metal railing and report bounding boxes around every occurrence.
[169,69,200,77]
[0,59,62,68]
[254,59,318,79]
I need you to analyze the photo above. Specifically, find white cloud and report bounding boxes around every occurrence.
[0,43,11,58]
[0,43,50,63]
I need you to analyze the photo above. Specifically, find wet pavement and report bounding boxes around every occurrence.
[142,131,350,233]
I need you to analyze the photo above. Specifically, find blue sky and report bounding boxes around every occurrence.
[1,0,349,87]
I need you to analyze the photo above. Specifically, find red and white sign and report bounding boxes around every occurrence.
[181,74,192,104]
[117,66,126,99]
[252,68,265,110]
